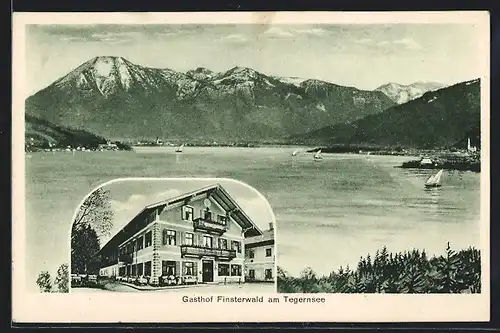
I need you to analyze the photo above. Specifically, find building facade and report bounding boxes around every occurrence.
[96,184,264,286]
[244,224,275,282]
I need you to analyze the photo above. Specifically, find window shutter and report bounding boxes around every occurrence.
[176,230,181,245]
[178,231,183,246]
[193,262,198,276]
[198,234,203,247]
[175,261,181,277]
[161,229,166,245]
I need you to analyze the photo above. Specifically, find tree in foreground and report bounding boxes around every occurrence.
[36,271,52,293]
[54,263,69,293]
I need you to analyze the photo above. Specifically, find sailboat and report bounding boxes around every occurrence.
[314,149,323,161]
[175,144,184,153]
[292,149,300,156]
[425,169,444,188]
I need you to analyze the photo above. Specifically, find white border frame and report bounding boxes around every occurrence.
[12,11,490,323]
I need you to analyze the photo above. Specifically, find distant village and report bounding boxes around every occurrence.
[25,139,132,153]
[131,137,259,148]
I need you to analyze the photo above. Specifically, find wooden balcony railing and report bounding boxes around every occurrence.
[193,217,227,235]
[180,245,236,260]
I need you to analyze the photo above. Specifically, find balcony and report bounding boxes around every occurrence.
[193,217,227,235]
[119,253,133,264]
[180,245,236,260]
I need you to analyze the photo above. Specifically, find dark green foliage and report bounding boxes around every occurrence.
[277,244,481,294]
[36,271,52,293]
[71,188,114,275]
[71,225,101,275]
[25,114,107,150]
[112,141,133,151]
[54,263,69,293]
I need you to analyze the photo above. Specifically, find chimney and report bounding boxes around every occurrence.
[269,222,274,231]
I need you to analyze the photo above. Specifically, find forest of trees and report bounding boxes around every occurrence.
[278,243,481,294]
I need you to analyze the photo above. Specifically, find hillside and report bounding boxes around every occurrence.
[25,115,107,150]
[376,82,446,104]
[296,79,480,149]
[25,56,395,141]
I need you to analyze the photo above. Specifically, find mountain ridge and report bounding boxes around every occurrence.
[25,56,396,141]
[296,78,480,149]
[375,81,446,104]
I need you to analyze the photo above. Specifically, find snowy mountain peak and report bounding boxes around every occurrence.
[186,67,215,81]
[375,81,446,104]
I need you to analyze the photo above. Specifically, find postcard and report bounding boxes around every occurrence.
[12,11,490,323]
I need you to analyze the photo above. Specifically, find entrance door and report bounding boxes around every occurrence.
[202,260,214,283]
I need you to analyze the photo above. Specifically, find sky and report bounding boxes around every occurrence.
[98,178,275,246]
[24,23,483,96]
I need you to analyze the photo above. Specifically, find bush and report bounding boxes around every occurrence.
[277,243,481,294]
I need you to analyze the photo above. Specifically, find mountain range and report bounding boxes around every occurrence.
[24,56,479,149]
[297,78,480,149]
[375,82,446,104]
[25,56,396,141]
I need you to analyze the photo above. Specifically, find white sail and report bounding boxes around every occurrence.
[314,149,322,159]
[175,144,184,152]
[425,169,443,186]
[292,149,300,156]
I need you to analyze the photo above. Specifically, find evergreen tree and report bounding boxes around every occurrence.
[36,271,52,293]
[71,225,101,274]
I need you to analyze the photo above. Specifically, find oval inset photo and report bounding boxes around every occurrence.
[69,178,276,293]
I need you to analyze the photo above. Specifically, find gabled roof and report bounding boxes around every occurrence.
[245,228,274,248]
[98,183,264,255]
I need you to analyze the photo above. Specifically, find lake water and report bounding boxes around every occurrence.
[24,147,481,291]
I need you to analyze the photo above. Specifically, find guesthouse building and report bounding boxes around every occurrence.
[244,224,275,283]
[96,184,264,286]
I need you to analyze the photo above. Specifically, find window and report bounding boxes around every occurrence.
[218,263,230,276]
[203,209,212,221]
[219,238,228,249]
[217,215,227,225]
[232,241,241,253]
[184,233,194,246]
[183,261,194,276]
[249,269,255,280]
[266,248,272,257]
[126,265,131,276]
[203,235,213,248]
[181,206,194,221]
[231,264,242,276]
[132,264,137,276]
[136,236,144,250]
[144,261,152,276]
[145,231,152,247]
[248,249,255,259]
[163,229,176,246]
[162,260,176,276]
[265,269,273,279]
[137,263,144,276]
[119,266,126,276]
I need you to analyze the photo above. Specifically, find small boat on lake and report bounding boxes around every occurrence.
[292,149,300,156]
[425,169,444,188]
[175,144,184,153]
[314,149,323,161]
